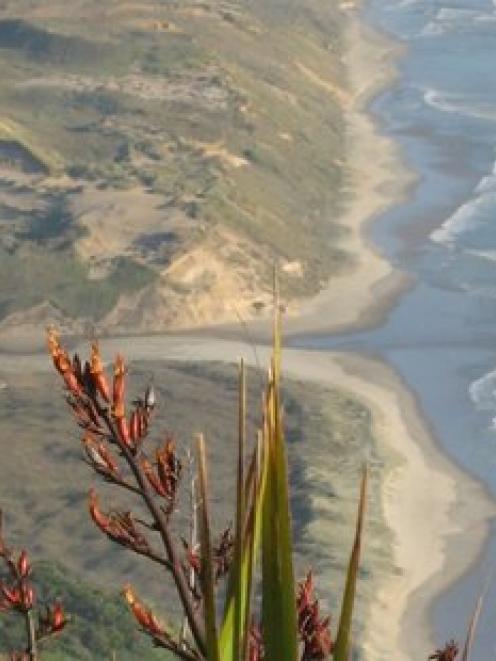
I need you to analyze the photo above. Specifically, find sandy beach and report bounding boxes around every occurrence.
[270,17,417,339]
[0,9,493,661]
[1,333,494,658]
[93,338,495,659]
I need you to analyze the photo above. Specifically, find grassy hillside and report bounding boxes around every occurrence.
[0,0,350,331]
[0,561,172,660]
[0,358,394,657]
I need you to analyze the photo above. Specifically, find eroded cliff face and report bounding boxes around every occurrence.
[0,0,351,336]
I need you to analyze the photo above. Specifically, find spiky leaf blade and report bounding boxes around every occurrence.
[462,577,491,661]
[334,466,368,661]
[196,434,220,661]
[261,319,298,661]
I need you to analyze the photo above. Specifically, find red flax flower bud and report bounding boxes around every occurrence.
[90,342,111,403]
[123,585,166,637]
[47,327,65,375]
[88,491,149,553]
[88,489,111,532]
[248,621,264,661]
[213,527,234,581]
[116,416,132,450]
[137,406,149,438]
[61,364,82,397]
[82,435,120,476]
[82,434,107,470]
[46,327,60,361]
[111,356,133,449]
[97,442,120,476]
[51,601,67,632]
[113,354,126,412]
[156,439,182,501]
[1,584,21,607]
[17,550,30,578]
[20,583,35,611]
[140,457,168,497]
[129,409,139,442]
[46,329,82,396]
[297,572,332,660]
[37,601,69,639]
[429,641,459,661]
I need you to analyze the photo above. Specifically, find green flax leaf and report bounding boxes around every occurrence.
[196,434,220,661]
[261,320,298,661]
[334,466,368,661]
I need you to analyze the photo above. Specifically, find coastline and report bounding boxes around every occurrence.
[98,338,496,659]
[2,335,494,658]
[95,338,495,659]
[283,15,417,338]
[0,12,416,354]
[327,13,495,658]
[335,354,495,659]
[0,9,493,661]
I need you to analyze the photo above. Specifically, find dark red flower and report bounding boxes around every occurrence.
[429,640,459,661]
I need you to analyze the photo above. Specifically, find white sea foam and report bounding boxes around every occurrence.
[423,89,459,114]
[474,13,496,23]
[420,5,496,35]
[421,22,446,37]
[423,88,496,122]
[436,8,482,22]
[469,368,496,412]
[470,368,496,429]
[431,149,496,246]
[466,249,496,263]
[475,160,496,194]
[430,192,496,246]
[393,0,422,8]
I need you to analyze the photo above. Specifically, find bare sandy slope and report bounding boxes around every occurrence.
[1,335,493,659]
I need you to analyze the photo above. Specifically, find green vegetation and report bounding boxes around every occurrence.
[34,322,367,659]
[0,560,172,659]
[0,354,393,657]
[0,247,154,320]
[0,0,349,327]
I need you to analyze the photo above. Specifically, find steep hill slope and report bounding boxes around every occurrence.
[0,0,350,333]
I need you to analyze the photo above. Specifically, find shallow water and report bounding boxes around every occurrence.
[292,0,496,656]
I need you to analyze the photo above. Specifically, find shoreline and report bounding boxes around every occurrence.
[333,13,495,658]
[0,10,493,661]
[284,15,418,339]
[336,354,495,659]
[2,336,494,658]
[0,13,417,354]
[99,339,496,659]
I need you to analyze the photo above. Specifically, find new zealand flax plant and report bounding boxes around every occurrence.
[0,511,69,660]
[38,303,490,660]
[45,303,368,661]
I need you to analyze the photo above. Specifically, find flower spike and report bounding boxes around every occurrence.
[90,342,111,403]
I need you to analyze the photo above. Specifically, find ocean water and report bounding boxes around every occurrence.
[292,0,496,657]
